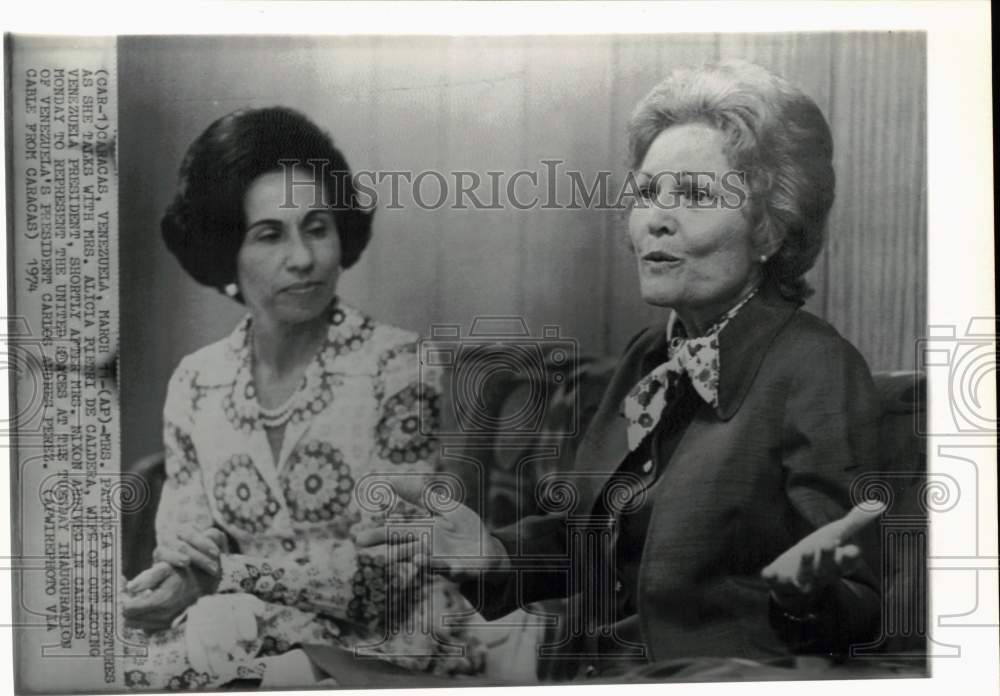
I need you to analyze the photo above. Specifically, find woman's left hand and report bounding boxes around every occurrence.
[123,561,221,632]
[761,501,886,609]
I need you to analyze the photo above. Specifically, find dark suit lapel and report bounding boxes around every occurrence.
[572,377,632,510]
[572,327,670,509]
[715,286,801,421]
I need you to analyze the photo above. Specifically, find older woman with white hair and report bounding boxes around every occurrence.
[360,60,885,680]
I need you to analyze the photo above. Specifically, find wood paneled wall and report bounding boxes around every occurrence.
[119,33,926,462]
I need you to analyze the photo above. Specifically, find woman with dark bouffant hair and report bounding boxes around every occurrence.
[120,107,485,688]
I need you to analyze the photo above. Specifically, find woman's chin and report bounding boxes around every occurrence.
[269,295,336,325]
[638,286,681,309]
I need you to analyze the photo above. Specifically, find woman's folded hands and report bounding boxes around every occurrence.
[154,525,230,578]
[122,525,228,631]
[122,561,219,632]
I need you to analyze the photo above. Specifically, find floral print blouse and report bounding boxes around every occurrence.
[136,302,484,686]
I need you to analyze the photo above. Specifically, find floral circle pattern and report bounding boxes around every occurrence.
[235,561,311,610]
[258,636,292,658]
[124,670,152,688]
[166,668,211,691]
[320,306,376,362]
[347,553,423,633]
[212,454,280,534]
[222,304,373,434]
[281,440,355,524]
[347,552,388,631]
[165,423,198,486]
[376,383,440,464]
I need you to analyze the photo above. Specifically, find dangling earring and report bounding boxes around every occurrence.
[759,254,768,264]
[224,283,239,298]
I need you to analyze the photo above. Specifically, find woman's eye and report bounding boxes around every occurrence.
[680,185,713,204]
[255,228,281,242]
[637,184,655,200]
[305,213,336,236]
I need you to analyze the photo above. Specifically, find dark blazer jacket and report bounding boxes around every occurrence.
[466,286,883,675]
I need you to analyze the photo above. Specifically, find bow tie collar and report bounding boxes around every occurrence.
[621,289,758,452]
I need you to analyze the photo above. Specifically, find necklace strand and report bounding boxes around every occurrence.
[257,395,297,428]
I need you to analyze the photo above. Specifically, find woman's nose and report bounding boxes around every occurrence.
[286,233,315,271]
[636,195,678,237]
[646,208,678,237]
[649,222,676,237]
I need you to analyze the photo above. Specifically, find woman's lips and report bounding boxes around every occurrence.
[642,251,683,266]
[281,281,324,294]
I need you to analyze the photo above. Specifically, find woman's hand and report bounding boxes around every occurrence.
[761,500,886,610]
[123,561,221,632]
[353,476,509,583]
[185,593,265,676]
[154,525,229,577]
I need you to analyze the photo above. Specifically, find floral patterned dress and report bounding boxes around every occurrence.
[120,303,485,689]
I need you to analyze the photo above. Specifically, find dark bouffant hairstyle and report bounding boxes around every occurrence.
[628,61,835,303]
[161,107,373,296]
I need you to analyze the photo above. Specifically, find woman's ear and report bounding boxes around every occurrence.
[752,217,785,260]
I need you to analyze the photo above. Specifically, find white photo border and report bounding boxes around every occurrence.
[1,3,994,696]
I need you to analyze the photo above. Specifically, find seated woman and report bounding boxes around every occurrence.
[120,107,485,689]
[360,60,886,679]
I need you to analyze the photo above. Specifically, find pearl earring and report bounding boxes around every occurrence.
[224,283,239,297]
[759,255,768,263]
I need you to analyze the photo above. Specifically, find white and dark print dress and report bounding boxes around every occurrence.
[120,304,485,689]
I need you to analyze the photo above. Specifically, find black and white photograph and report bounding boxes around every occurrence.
[1,4,995,695]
